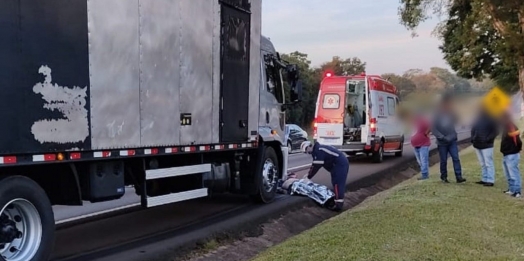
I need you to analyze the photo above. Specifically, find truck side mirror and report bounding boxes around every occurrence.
[286,64,299,87]
[290,80,303,103]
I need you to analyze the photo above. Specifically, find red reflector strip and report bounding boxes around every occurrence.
[33,154,56,162]
[70,152,81,160]
[119,150,136,156]
[215,145,224,150]
[165,148,178,153]
[94,151,111,158]
[0,156,16,164]
[144,148,159,155]
[199,146,211,151]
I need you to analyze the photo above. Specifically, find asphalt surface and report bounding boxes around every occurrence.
[53,128,469,224]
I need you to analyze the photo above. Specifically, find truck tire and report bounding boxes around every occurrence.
[0,176,54,261]
[372,141,384,163]
[251,146,279,203]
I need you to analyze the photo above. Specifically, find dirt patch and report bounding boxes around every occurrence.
[184,142,471,261]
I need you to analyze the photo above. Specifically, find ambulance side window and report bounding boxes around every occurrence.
[387,97,395,116]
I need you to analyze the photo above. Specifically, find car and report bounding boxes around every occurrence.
[285,124,309,153]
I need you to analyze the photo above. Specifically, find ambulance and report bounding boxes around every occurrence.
[312,72,403,163]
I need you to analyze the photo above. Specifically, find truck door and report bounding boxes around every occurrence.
[219,2,251,142]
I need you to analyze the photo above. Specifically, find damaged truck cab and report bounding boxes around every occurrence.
[0,0,300,260]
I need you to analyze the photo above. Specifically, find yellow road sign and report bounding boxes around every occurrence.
[482,87,510,116]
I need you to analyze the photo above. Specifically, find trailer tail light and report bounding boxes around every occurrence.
[313,119,318,139]
[370,118,377,135]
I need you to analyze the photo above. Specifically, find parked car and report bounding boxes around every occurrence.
[285,124,309,153]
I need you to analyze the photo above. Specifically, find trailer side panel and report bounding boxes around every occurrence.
[88,0,141,149]
[138,0,182,146]
[179,0,214,145]
[0,0,91,154]
[248,0,261,141]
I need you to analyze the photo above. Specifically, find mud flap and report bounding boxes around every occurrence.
[281,146,289,180]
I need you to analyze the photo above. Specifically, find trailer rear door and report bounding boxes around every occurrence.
[219,2,251,142]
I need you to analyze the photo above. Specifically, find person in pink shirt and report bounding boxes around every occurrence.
[411,113,432,180]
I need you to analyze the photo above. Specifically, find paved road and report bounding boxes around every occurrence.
[53,129,469,224]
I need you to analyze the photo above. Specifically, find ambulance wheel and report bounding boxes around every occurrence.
[252,146,279,203]
[0,176,55,261]
[372,142,384,163]
[395,137,404,157]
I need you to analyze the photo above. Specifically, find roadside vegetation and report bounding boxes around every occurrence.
[253,138,524,261]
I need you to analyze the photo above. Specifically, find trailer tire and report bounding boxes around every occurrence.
[0,176,54,261]
[395,137,404,157]
[372,141,384,163]
[251,146,279,203]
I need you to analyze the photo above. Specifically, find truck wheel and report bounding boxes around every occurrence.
[251,146,279,203]
[0,176,54,261]
[372,142,384,163]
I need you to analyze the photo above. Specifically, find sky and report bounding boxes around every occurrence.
[261,0,451,75]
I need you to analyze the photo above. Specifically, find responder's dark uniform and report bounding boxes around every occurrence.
[307,142,349,210]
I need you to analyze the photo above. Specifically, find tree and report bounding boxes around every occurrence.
[381,73,417,97]
[398,0,524,94]
[408,71,446,91]
[429,67,471,91]
[320,56,366,76]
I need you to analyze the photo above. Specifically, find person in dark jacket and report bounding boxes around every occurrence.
[432,93,466,183]
[471,107,499,186]
[301,141,349,211]
[500,112,522,198]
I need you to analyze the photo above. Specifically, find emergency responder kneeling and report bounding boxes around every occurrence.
[300,141,349,211]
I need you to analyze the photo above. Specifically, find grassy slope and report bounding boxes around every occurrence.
[253,141,524,261]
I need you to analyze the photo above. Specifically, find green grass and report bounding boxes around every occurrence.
[252,141,524,261]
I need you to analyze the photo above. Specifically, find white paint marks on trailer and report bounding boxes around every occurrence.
[31,65,89,145]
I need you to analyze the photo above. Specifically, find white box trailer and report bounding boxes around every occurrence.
[0,0,301,260]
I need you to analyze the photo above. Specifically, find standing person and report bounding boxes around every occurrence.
[432,93,466,183]
[300,141,349,211]
[471,107,499,186]
[500,112,522,198]
[410,112,431,180]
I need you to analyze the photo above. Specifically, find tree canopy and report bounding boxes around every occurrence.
[398,0,524,93]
